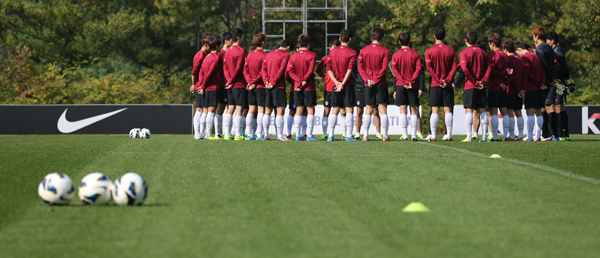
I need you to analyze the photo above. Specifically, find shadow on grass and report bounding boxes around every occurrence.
[55,203,169,207]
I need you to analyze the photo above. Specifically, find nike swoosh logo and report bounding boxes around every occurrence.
[57,108,127,133]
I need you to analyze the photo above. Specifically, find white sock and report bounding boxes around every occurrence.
[205,112,215,137]
[399,114,408,138]
[507,116,514,139]
[465,112,473,139]
[223,114,232,136]
[199,112,206,137]
[340,115,346,134]
[481,112,488,140]
[345,113,353,137]
[193,112,202,137]
[240,116,246,136]
[430,113,439,138]
[276,116,284,139]
[361,115,371,138]
[215,115,222,136]
[286,115,294,136]
[234,115,243,137]
[263,114,271,138]
[536,115,543,139]
[517,116,524,139]
[256,113,264,137]
[491,115,498,139]
[307,115,314,138]
[527,116,535,139]
[322,116,328,135]
[410,114,418,138]
[245,113,254,137]
[380,114,388,138]
[327,115,337,136]
[294,115,302,137]
[301,116,307,136]
[444,113,453,138]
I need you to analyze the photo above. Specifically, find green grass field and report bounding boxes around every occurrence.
[1,135,600,258]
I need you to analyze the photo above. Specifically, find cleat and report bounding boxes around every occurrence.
[541,137,551,141]
[377,134,383,140]
[257,136,265,141]
[533,137,540,141]
[487,134,493,140]
[399,134,407,140]
[472,135,477,139]
[295,136,302,141]
[362,137,369,142]
[306,136,319,141]
[417,134,424,140]
[286,135,292,140]
[302,135,307,141]
[551,136,560,141]
[213,135,224,140]
[342,134,347,139]
[194,136,203,140]
[346,136,359,141]
[400,137,408,142]
[411,137,418,141]
[442,135,452,141]
[515,138,523,141]
[277,136,292,141]
[321,135,328,140]
[246,136,257,140]
[506,138,514,141]
[327,136,334,142]
[560,136,569,141]
[354,134,361,139]
[263,136,271,141]
[382,137,391,142]
[235,136,245,141]
[462,137,472,142]
[489,138,499,142]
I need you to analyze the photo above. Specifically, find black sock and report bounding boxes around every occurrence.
[561,111,569,137]
[542,111,549,138]
[557,111,564,137]
[550,112,558,137]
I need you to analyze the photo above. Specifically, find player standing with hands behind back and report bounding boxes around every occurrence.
[288,34,318,141]
[223,28,247,141]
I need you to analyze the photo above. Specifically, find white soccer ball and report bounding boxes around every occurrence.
[140,128,151,139]
[38,173,75,205]
[111,172,148,206]
[78,173,113,205]
[129,128,141,138]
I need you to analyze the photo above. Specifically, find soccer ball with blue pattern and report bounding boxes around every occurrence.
[78,173,113,205]
[129,128,141,138]
[140,128,151,139]
[38,173,75,205]
[111,172,148,206]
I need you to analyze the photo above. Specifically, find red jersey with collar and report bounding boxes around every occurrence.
[316,56,334,92]
[486,50,509,92]
[288,49,317,91]
[459,46,489,90]
[223,45,247,88]
[191,50,205,88]
[391,47,422,89]
[261,49,290,90]
[504,55,525,95]
[243,49,267,89]
[326,45,357,85]
[217,49,226,88]
[520,52,545,92]
[358,43,389,85]
[198,52,220,91]
[425,44,458,87]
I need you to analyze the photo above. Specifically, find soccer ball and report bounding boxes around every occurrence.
[78,173,113,205]
[140,128,151,139]
[129,128,141,138]
[111,172,148,206]
[38,173,75,205]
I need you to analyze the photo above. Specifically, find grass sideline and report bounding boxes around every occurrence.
[1,135,599,257]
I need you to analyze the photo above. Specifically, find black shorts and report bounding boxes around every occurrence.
[429,86,454,107]
[355,85,366,107]
[267,88,287,107]
[364,84,390,105]
[545,88,565,105]
[395,86,420,106]
[195,92,204,108]
[487,90,508,108]
[294,91,317,107]
[217,88,227,104]
[227,88,246,106]
[331,84,356,107]
[507,94,523,110]
[247,88,257,106]
[463,88,487,109]
[288,90,295,110]
[203,90,219,107]
[324,90,332,107]
[255,88,268,106]
[524,90,543,109]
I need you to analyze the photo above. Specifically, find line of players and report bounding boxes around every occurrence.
[191,25,572,142]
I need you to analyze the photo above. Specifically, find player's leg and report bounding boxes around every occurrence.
[464,108,474,142]
[409,105,419,141]
[194,107,202,139]
[306,105,317,141]
[322,91,331,139]
[286,90,295,139]
[223,88,236,139]
[205,105,216,138]
[515,109,524,140]
[355,106,363,139]
[479,108,489,142]
[499,107,509,140]
[473,109,480,139]
[442,86,454,141]
[246,105,257,139]
[399,104,408,141]
[294,105,304,141]
[375,84,390,141]
[373,107,381,139]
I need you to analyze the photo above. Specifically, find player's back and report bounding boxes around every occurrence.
[328,46,357,85]
[244,49,267,86]
[392,48,421,85]
[506,55,525,95]
[487,50,509,91]
[426,44,457,86]
[263,49,289,89]
[459,46,487,90]
[358,44,389,84]
[289,50,316,90]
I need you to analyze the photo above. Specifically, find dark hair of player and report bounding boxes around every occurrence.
[328,39,341,47]
[253,33,266,47]
[465,30,477,45]
[370,27,385,41]
[532,26,546,41]
[222,32,232,42]
[476,40,486,50]
[208,35,221,50]
[247,43,256,52]
[281,39,294,49]
[547,31,558,43]
[298,34,311,48]
[201,35,212,47]
[502,39,515,53]
[340,29,351,43]
[434,26,446,40]
[270,43,281,51]
[487,33,501,48]
[514,41,529,51]
[359,40,369,49]
[398,32,410,46]
[231,28,244,43]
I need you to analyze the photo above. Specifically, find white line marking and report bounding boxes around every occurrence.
[418,142,600,185]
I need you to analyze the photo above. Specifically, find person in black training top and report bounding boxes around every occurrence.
[532,26,558,141]
[546,31,571,140]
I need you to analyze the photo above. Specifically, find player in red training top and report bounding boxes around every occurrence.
[425,27,458,141]
[358,27,391,142]
[502,39,526,141]
[391,32,422,141]
[222,28,247,140]
[190,35,212,140]
[484,33,510,141]
[206,32,233,140]
[316,39,341,139]
[458,30,490,142]
[326,29,358,141]
[288,34,318,141]
[243,33,267,140]
[261,39,294,141]
[515,41,545,141]
[197,35,221,139]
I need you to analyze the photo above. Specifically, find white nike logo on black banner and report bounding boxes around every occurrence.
[57,108,127,133]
